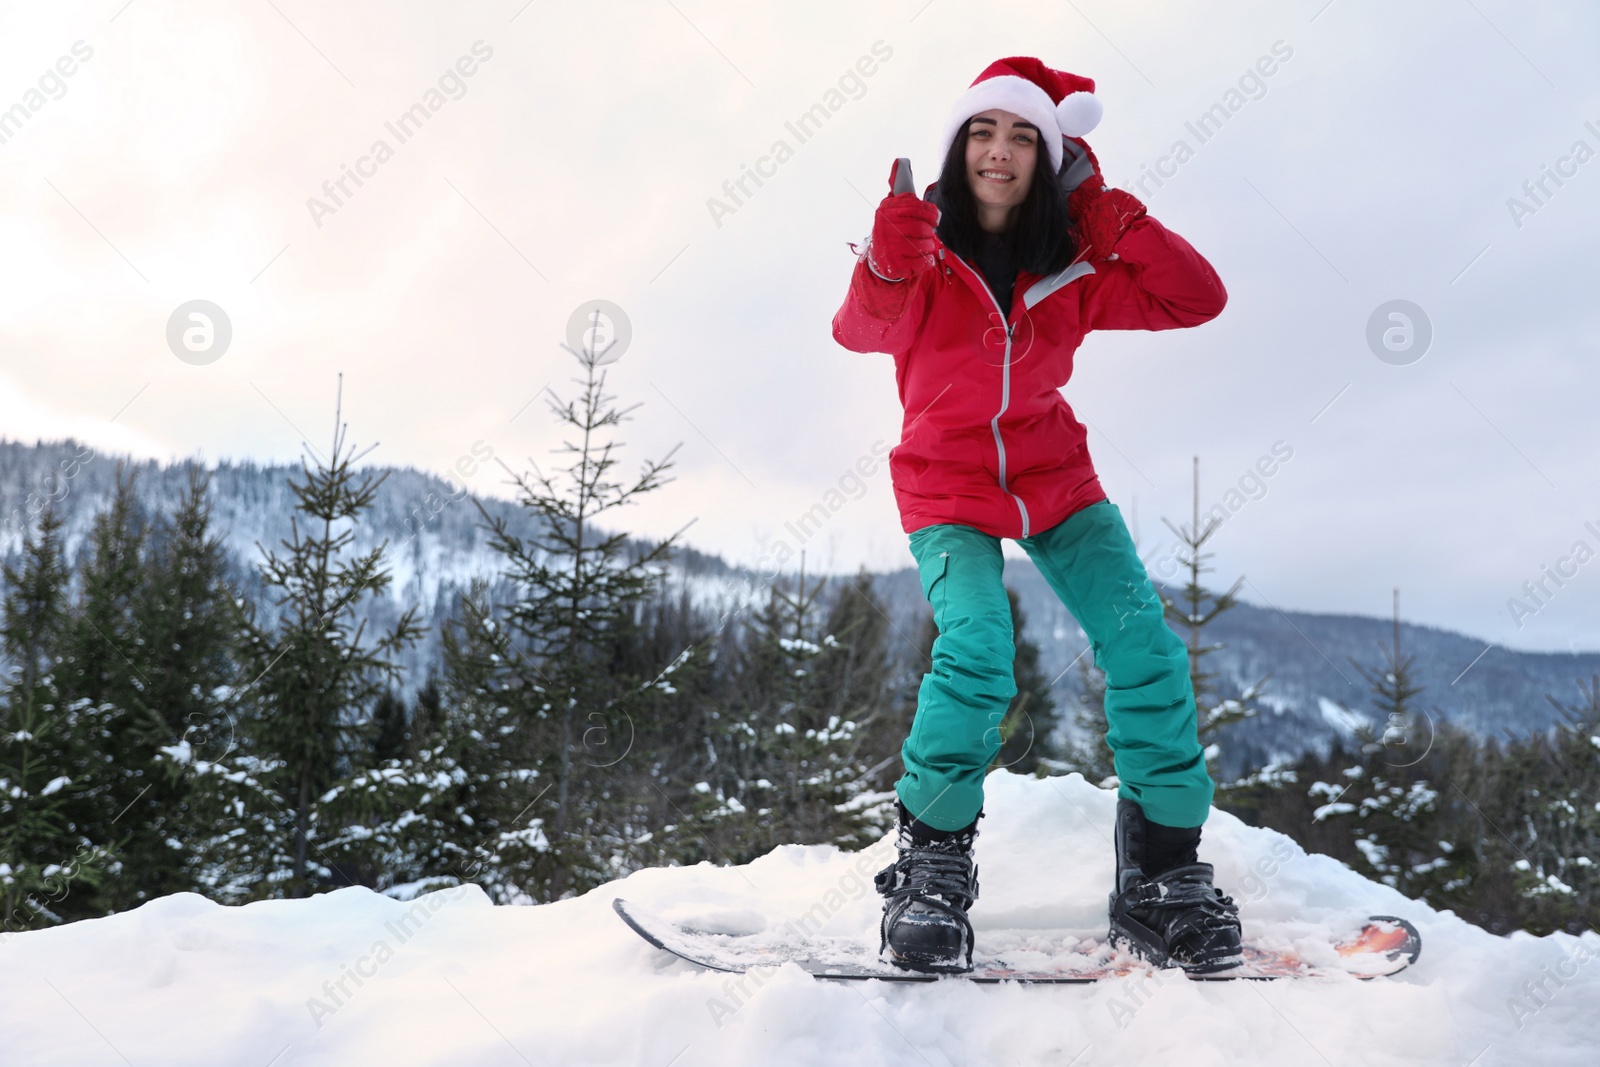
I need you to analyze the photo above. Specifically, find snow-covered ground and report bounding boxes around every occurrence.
[2,773,1595,1066]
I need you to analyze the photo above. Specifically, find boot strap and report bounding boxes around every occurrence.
[1117,874,1239,942]
[875,851,980,966]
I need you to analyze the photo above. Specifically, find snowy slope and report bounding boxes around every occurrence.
[1,774,1595,1066]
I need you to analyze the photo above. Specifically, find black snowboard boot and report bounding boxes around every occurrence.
[874,800,980,973]
[1108,797,1242,974]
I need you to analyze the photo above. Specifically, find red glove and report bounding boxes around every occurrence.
[867,188,941,282]
[1066,142,1147,260]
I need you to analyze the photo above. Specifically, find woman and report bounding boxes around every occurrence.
[832,57,1242,975]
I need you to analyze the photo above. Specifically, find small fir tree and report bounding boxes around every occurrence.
[1308,591,1471,903]
[240,377,424,895]
[1161,458,1266,771]
[450,337,680,899]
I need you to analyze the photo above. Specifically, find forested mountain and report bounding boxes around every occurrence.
[6,435,1595,779]
[3,423,1595,938]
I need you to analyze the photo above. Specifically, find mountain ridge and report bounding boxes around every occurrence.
[5,436,1597,774]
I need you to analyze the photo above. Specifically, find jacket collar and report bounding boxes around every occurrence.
[940,245,1096,323]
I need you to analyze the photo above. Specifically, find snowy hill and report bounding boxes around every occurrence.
[1,773,1594,1066]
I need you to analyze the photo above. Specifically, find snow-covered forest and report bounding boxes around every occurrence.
[4,361,1597,946]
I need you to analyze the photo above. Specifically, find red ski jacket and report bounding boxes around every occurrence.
[831,210,1226,539]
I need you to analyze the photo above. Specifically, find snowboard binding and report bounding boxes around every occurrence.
[1108,797,1242,974]
[874,802,981,974]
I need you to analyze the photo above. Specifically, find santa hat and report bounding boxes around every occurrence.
[937,56,1101,175]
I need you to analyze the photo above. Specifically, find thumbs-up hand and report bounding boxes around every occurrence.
[867,160,941,281]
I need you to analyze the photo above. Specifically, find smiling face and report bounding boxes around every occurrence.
[964,108,1039,232]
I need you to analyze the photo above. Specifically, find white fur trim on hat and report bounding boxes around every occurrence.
[940,74,1066,173]
[1056,90,1102,139]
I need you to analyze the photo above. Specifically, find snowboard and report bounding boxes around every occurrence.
[613,898,1421,983]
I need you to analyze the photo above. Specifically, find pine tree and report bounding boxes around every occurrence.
[1162,459,1266,761]
[59,465,148,714]
[240,378,424,896]
[369,688,410,764]
[138,470,248,903]
[0,506,110,933]
[816,570,909,830]
[701,561,897,858]
[4,468,251,916]
[1307,590,1472,903]
[53,465,198,916]
[1348,591,1427,760]
[732,558,846,849]
[364,589,557,902]
[1501,675,1600,933]
[451,340,680,899]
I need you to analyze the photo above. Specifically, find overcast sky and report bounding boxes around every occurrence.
[2,0,1598,655]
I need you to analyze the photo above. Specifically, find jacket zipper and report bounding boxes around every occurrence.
[942,247,1031,538]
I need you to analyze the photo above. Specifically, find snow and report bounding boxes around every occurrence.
[1,773,1596,1065]
[1317,696,1370,736]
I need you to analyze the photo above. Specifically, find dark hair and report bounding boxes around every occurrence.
[931,117,1078,274]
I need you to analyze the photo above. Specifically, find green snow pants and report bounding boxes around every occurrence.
[895,499,1214,831]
